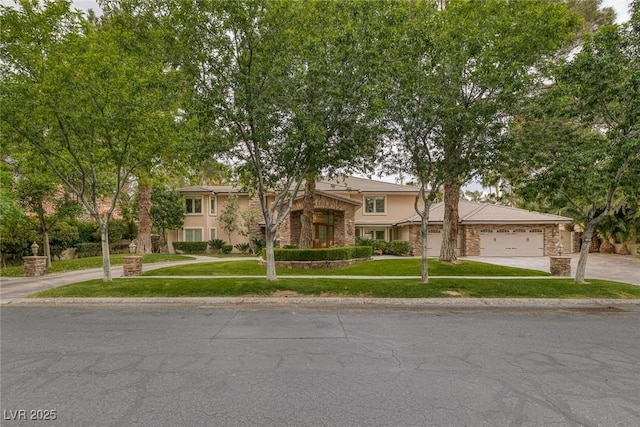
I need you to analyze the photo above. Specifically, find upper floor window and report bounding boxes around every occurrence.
[210,197,217,215]
[185,196,202,214]
[364,196,385,214]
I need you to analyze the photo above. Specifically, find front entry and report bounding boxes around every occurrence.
[313,211,335,248]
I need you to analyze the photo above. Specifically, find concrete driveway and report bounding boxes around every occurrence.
[463,253,640,285]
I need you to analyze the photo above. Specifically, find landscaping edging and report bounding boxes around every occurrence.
[260,257,371,270]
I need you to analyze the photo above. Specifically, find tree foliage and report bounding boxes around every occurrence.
[1,1,181,281]
[504,6,639,283]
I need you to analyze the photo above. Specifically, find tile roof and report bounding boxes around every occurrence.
[316,176,420,193]
[396,200,572,225]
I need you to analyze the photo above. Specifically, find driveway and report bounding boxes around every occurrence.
[463,253,640,285]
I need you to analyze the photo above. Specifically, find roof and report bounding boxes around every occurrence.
[316,176,420,194]
[396,200,572,226]
[294,190,362,206]
[180,176,420,195]
[178,185,247,194]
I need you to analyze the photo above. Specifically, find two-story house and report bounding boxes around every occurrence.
[169,176,572,256]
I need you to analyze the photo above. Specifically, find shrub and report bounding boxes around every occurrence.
[282,244,298,249]
[76,242,102,258]
[49,222,80,259]
[251,237,266,254]
[262,246,372,261]
[355,237,375,247]
[234,242,251,254]
[372,239,387,255]
[386,240,411,256]
[208,238,226,253]
[172,241,208,254]
[222,244,233,254]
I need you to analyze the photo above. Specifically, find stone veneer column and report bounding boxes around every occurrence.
[549,256,571,276]
[123,256,143,276]
[23,256,48,277]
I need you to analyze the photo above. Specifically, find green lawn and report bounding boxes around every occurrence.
[0,254,194,277]
[142,258,549,277]
[32,277,640,299]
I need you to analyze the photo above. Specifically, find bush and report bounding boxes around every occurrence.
[222,244,233,254]
[372,239,387,255]
[234,242,251,254]
[282,244,298,249]
[49,222,80,259]
[208,238,226,253]
[386,240,411,256]
[76,242,102,258]
[172,241,208,254]
[262,246,372,261]
[251,237,266,255]
[355,237,375,247]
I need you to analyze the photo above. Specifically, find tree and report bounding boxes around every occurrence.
[16,157,82,267]
[505,6,639,283]
[417,0,580,263]
[285,1,389,248]
[1,1,181,281]
[149,186,184,251]
[219,194,240,245]
[382,1,444,283]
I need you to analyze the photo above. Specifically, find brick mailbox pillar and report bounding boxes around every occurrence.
[123,256,143,276]
[23,256,48,277]
[550,256,571,276]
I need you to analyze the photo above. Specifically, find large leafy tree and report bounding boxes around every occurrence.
[287,1,389,249]
[419,0,580,263]
[505,5,639,283]
[0,0,180,281]
[176,0,389,278]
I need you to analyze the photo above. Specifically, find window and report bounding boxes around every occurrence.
[185,196,202,214]
[184,228,203,241]
[364,196,385,214]
[209,197,217,215]
[209,228,217,240]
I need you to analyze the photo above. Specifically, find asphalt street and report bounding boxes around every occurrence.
[1,305,639,426]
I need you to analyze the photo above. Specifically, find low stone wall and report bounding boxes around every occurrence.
[23,256,48,277]
[123,256,143,276]
[261,257,371,270]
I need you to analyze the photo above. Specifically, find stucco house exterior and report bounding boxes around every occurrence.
[168,176,572,256]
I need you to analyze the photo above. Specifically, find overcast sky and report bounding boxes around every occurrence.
[57,0,635,24]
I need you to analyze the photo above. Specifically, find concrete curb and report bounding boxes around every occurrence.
[5,297,640,309]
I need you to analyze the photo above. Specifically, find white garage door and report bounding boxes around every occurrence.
[425,229,461,257]
[480,229,544,256]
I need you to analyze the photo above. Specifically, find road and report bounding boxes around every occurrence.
[2,305,639,426]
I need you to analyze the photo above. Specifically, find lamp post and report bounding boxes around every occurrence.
[129,242,137,254]
[556,242,564,256]
[31,242,39,256]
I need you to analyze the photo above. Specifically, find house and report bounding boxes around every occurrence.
[168,176,572,256]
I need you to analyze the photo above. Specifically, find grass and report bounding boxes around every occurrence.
[0,254,194,277]
[142,258,550,277]
[31,277,640,299]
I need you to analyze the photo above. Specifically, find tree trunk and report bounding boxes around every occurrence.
[299,179,315,248]
[440,180,461,263]
[99,219,112,283]
[421,213,429,284]
[265,227,277,281]
[36,211,51,268]
[137,183,153,254]
[575,222,596,284]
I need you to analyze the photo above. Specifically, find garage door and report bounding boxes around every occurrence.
[480,229,544,256]
[425,229,461,257]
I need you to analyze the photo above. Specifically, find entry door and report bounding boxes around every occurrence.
[313,224,334,248]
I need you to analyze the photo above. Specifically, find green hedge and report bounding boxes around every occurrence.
[261,246,372,261]
[386,240,411,256]
[172,241,208,254]
[76,242,136,258]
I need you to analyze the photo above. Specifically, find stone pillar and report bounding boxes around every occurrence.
[123,256,143,276]
[550,256,571,276]
[23,256,48,277]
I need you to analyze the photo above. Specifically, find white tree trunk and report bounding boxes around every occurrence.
[99,220,112,283]
[265,228,277,281]
[421,213,429,284]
